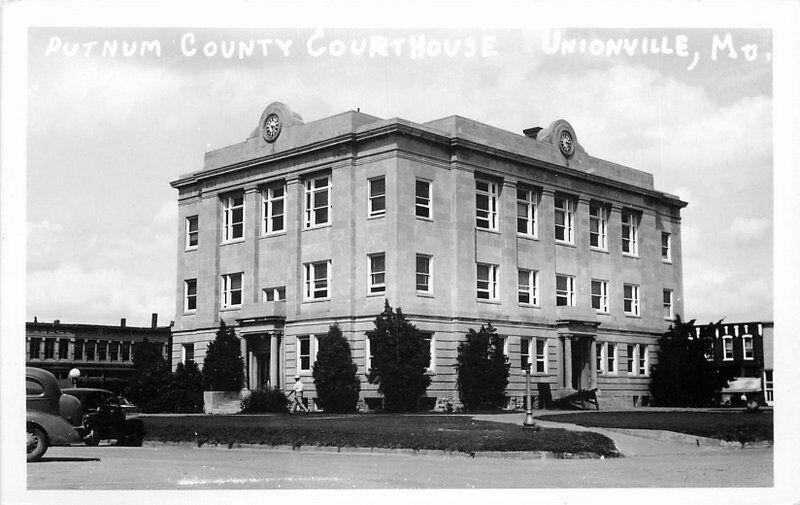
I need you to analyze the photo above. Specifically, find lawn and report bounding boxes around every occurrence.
[141,414,620,457]
[538,410,773,443]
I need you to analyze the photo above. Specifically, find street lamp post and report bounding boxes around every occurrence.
[68,368,81,388]
[523,366,537,429]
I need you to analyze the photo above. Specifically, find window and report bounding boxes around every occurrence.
[221,273,243,309]
[626,344,636,374]
[416,254,432,293]
[184,279,197,312]
[186,216,198,250]
[519,337,531,370]
[596,342,604,374]
[742,335,754,360]
[591,280,609,313]
[29,338,40,359]
[43,339,54,359]
[516,188,538,237]
[661,232,671,261]
[262,184,285,234]
[621,210,639,255]
[722,335,734,360]
[110,341,119,361]
[222,194,245,242]
[58,339,68,359]
[623,284,640,316]
[263,286,286,302]
[475,178,499,230]
[26,379,45,396]
[297,335,317,372]
[554,197,574,243]
[304,260,331,300]
[638,344,648,375]
[606,343,617,374]
[304,175,331,228]
[85,341,96,361]
[182,343,195,364]
[74,340,84,360]
[765,370,773,402]
[368,177,386,217]
[518,269,538,305]
[535,338,547,373]
[476,263,499,300]
[97,341,107,361]
[422,332,435,371]
[368,253,386,294]
[589,205,608,249]
[555,274,575,306]
[121,342,131,362]
[502,336,509,357]
[663,289,674,319]
[415,179,431,219]
[365,335,374,371]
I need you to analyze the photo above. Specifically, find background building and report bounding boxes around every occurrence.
[171,102,686,408]
[26,314,171,390]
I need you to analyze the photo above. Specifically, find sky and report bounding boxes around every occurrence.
[25,27,773,327]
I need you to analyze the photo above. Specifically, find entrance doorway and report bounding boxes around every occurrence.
[256,352,270,389]
[569,338,593,390]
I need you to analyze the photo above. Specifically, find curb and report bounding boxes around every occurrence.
[599,427,773,449]
[142,440,614,460]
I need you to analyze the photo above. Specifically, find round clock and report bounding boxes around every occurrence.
[558,130,575,157]
[262,113,282,142]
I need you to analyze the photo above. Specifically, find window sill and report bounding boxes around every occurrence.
[477,299,501,305]
[416,292,435,298]
[415,215,433,222]
[622,253,640,259]
[662,259,673,264]
[261,231,287,238]
[302,297,331,304]
[664,316,675,321]
[366,292,386,298]
[476,227,501,235]
[590,247,609,254]
[183,310,197,316]
[220,239,245,246]
[555,240,576,248]
[518,303,541,309]
[220,306,242,312]
[303,223,332,231]
[366,213,386,221]
[185,246,198,252]
[517,233,539,241]
[596,311,611,316]
[624,313,641,319]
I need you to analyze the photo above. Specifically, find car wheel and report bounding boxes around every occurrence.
[84,429,101,446]
[27,425,48,462]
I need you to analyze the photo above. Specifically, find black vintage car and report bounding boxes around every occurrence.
[61,388,144,446]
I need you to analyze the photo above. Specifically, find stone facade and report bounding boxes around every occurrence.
[171,102,686,408]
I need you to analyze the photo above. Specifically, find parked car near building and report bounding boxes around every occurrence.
[26,367,85,462]
[62,388,144,446]
[117,396,142,417]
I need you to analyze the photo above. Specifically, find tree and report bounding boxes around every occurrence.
[125,337,172,412]
[201,320,244,391]
[312,324,361,413]
[366,301,431,412]
[455,323,510,411]
[165,361,204,413]
[649,315,733,407]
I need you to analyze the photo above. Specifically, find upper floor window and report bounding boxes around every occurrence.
[516,188,538,237]
[304,175,331,228]
[221,273,243,309]
[555,274,575,306]
[742,335,754,360]
[589,204,608,250]
[554,197,574,244]
[222,194,245,242]
[74,340,84,360]
[85,341,96,361]
[368,253,386,294]
[58,339,69,359]
[416,254,432,293]
[475,179,499,231]
[623,284,640,316]
[304,260,331,300]
[29,338,41,359]
[722,335,734,360]
[591,279,609,313]
[476,263,499,300]
[109,341,119,361]
[663,289,674,320]
[184,279,197,312]
[185,216,199,250]
[518,269,538,305]
[661,232,672,262]
[368,177,386,217]
[263,286,286,302]
[621,210,639,255]
[415,179,432,219]
[121,342,131,362]
[262,184,285,234]
[44,339,54,359]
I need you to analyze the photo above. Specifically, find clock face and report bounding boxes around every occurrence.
[558,130,575,157]
[263,113,281,142]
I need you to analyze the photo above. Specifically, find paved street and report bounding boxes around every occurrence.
[27,441,772,489]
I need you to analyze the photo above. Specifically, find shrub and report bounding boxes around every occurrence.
[312,324,361,413]
[649,315,734,407]
[455,323,510,411]
[202,320,244,391]
[164,361,204,413]
[366,300,431,412]
[125,338,173,413]
[241,388,289,413]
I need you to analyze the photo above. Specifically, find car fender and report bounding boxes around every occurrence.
[27,411,82,446]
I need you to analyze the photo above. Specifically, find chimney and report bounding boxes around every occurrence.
[151,313,158,329]
[120,318,126,327]
[523,127,543,139]
[53,319,60,325]
[34,316,38,323]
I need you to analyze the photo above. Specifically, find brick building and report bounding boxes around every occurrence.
[25,315,172,388]
[170,102,686,408]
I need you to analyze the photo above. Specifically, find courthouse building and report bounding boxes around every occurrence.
[171,102,686,408]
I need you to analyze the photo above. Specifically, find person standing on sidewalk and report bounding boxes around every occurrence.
[290,374,310,413]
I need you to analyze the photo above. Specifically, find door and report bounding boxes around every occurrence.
[570,339,591,390]
[257,353,269,389]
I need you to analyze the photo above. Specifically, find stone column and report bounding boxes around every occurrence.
[563,336,572,389]
[240,337,249,391]
[589,338,598,389]
[270,333,279,388]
